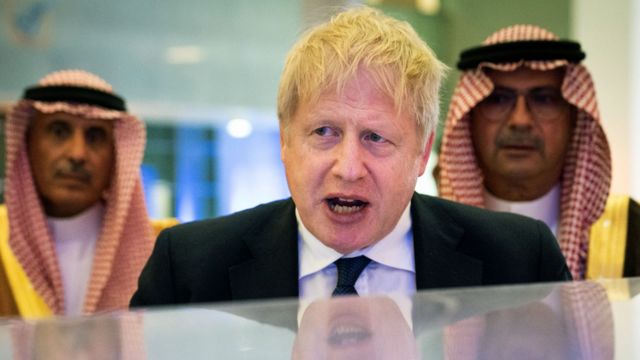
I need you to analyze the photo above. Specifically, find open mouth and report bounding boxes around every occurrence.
[327,198,368,214]
[327,324,372,346]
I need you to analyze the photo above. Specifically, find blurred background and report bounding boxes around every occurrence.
[0,0,636,221]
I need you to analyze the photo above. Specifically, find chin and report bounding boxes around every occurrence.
[326,236,376,254]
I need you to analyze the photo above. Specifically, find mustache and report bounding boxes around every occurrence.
[54,161,91,182]
[495,129,544,151]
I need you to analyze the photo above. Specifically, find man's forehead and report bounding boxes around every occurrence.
[34,111,113,128]
[485,67,565,89]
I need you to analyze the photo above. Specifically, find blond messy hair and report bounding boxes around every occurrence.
[277,6,447,145]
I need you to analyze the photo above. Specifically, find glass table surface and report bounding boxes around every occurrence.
[1,278,638,359]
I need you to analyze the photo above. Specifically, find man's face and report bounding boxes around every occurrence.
[292,297,417,359]
[28,112,115,217]
[281,69,431,254]
[470,67,575,200]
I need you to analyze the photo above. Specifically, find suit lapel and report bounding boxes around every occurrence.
[411,194,483,289]
[227,194,483,298]
[228,200,300,301]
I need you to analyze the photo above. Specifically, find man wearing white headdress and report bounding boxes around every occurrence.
[0,70,159,317]
[438,25,639,280]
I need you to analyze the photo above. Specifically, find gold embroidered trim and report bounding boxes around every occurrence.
[587,195,630,279]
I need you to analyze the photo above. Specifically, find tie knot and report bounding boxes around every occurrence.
[332,255,371,296]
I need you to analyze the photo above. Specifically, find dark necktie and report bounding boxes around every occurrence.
[332,255,372,296]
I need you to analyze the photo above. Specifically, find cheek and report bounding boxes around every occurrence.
[471,122,497,157]
[285,141,323,173]
[92,150,115,186]
[379,156,419,193]
[28,144,53,178]
[544,123,573,156]
[283,148,313,192]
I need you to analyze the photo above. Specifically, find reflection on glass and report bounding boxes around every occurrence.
[0,280,628,359]
[8,313,145,360]
[292,296,418,360]
[444,282,614,360]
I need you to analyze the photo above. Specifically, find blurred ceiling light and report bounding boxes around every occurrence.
[365,0,440,15]
[416,0,440,15]
[226,118,253,138]
[165,46,206,64]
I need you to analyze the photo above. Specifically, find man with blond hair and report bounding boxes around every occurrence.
[0,70,156,317]
[438,24,639,280]
[131,7,570,308]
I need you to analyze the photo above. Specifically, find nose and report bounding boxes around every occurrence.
[332,135,368,182]
[506,94,535,129]
[66,129,88,162]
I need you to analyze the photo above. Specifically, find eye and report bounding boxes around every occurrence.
[47,121,71,139]
[313,126,337,137]
[364,132,386,143]
[484,89,515,105]
[529,89,564,106]
[85,126,110,145]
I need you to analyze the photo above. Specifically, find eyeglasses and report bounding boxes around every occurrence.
[475,86,570,122]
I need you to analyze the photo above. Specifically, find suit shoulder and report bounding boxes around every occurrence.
[412,193,549,235]
[162,198,294,244]
[412,194,568,282]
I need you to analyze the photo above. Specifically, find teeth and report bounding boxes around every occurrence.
[328,325,371,346]
[327,197,367,214]
[331,203,364,214]
[333,325,363,336]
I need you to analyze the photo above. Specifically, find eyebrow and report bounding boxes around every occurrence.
[86,123,111,129]
[493,85,561,92]
[492,85,562,94]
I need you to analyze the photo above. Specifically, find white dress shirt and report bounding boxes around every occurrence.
[297,204,416,325]
[48,203,103,315]
[484,184,561,236]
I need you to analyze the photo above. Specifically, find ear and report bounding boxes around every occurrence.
[417,132,434,177]
[280,129,287,163]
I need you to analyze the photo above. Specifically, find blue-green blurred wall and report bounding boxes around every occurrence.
[0,0,571,109]
[0,0,301,109]
[0,0,572,218]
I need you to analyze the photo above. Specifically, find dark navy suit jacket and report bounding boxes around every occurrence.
[131,193,571,307]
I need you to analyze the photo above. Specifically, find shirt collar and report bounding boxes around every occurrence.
[47,203,105,244]
[484,184,561,234]
[298,203,415,279]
